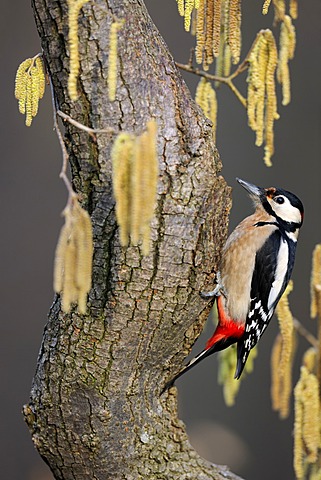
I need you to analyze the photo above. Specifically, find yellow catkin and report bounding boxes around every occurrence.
[294,366,321,478]
[215,22,232,82]
[310,465,321,480]
[223,43,232,76]
[213,0,222,57]
[294,375,305,480]
[108,20,124,102]
[15,56,46,126]
[131,120,158,254]
[195,0,206,65]
[271,333,283,412]
[310,244,321,319]
[218,347,240,406]
[227,0,241,64]
[175,1,202,32]
[184,0,195,31]
[190,7,197,35]
[263,30,279,166]
[74,205,93,313]
[195,78,217,140]
[272,0,286,23]
[302,373,320,463]
[262,0,272,15]
[255,36,269,147]
[141,120,158,255]
[279,332,296,419]
[289,0,298,20]
[276,281,294,378]
[204,0,214,67]
[111,133,134,246]
[54,198,93,314]
[111,122,158,255]
[62,238,78,313]
[130,138,143,245]
[277,15,296,106]
[177,0,185,16]
[247,30,278,167]
[67,0,89,101]
[218,346,257,406]
[35,57,46,98]
[247,33,268,143]
[303,347,317,373]
[15,59,32,114]
[25,74,33,127]
[271,332,296,419]
[53,223,70,294]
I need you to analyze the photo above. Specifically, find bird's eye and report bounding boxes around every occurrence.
[274,196,285,204]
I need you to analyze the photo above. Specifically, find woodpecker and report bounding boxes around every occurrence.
[164,178,304,390]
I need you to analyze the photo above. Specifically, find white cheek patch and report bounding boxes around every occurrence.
[271,197,302,224]
[267,237,289,310]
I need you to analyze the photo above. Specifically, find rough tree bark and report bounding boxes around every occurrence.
[24,1,241,479]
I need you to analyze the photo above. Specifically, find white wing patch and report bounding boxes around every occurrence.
[267,237,289,310]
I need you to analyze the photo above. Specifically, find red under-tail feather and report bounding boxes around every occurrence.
[162,295,245,393]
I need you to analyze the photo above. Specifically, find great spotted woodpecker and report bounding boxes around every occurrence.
[165,178,303,389]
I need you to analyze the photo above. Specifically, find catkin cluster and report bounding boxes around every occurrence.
[54,197,93,314]
[265,0,298,23]
[111,120,158,256]
[176,0,241,70]
[271,281,296,419]
[218,346,257,406]
[67,0,89,100]
[247,29,279,167]
[14,56,45,126]
[195,78,217,141]
[294,362,321,479]
[176,0,200,32]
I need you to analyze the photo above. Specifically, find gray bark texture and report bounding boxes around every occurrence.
[24,0,242,479]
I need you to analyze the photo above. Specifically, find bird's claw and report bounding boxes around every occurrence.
[200,272,225,299]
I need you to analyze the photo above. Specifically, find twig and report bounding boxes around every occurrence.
[176,62,247,108]
[293,317,318,349]
[176,31,266,110]
[27,52,43,74]
[49,75,75,200]
[57,110,115,140]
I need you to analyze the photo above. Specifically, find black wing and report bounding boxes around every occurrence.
[235,229,296,379]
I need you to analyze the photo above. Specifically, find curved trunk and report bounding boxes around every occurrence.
[24,0,240,478]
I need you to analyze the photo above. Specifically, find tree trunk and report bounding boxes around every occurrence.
[24,0,241,478]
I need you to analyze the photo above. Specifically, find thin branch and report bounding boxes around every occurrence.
[57,110,115,140]
[293,317,318,349]
[176,62,247,108]
[27,52,43,74]
[176,31,266,110]
[49,75,75,200]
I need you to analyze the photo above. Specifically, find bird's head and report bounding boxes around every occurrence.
[236,177,304,229]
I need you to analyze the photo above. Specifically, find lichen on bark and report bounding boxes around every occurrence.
[24,0,241,478]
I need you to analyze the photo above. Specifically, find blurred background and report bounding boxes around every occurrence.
[1,1,320,479]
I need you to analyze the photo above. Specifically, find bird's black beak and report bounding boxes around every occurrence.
[236,178,264,200]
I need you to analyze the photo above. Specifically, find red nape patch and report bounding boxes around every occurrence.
[205,296,245,350]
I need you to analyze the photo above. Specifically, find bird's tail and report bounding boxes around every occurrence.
[162,348,213,393]
[161,336,236,394]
